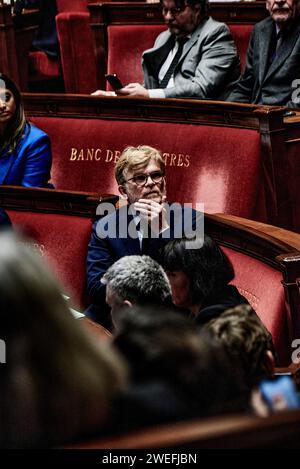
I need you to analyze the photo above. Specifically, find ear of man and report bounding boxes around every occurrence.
[118,184,128,200]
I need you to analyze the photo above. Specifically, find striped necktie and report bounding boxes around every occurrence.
[160,37,187,89]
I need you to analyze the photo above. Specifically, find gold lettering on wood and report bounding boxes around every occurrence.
[95,149,102,161]
[69,148,191,167]
[162,152,190,167]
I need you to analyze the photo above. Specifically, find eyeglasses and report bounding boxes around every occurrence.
[162,5,187,16]
[125,171,165,187]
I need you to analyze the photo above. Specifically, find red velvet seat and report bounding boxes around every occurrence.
[28,0,91,90]
[205,213,300,366]
[56,12,98,93]
[229,24,253,72]
[107,25,165,88]
[7,210,92,309]
[28,50,61,80]
[223,247,288,364]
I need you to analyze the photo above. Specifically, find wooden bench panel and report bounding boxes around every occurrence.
[65,409,300,449]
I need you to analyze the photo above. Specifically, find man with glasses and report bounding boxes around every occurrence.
[92,0,240,100]
[86,145,201,327]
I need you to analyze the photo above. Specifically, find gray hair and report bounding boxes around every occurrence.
[102,255,171,306]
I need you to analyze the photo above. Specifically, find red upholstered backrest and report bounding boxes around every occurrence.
[229,25,253,72]
[56,12,98,93]
[7,210,92,309]
[107,25,166,88]
[29,116,261,218]
[222,246,289,365]
[29,51,61,79]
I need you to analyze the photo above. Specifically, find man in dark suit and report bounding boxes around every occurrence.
[86,145,202,326]
[229,0,300,108]
[92,0,239,99]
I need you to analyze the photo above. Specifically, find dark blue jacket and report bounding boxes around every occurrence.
[0,123,52,187]
[86,203,202,324]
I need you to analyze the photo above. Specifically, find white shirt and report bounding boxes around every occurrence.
[148,38,190,98]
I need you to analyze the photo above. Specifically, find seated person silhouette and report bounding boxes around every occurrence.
[101,254,172,329]
[92,0,240,99]
[109,306,247,433]
[0,232,127,448]
[86,145,201,327]
[161,234,249,326]
[228,0,300,107]
[202,304,276,391]
[0,74,52,187]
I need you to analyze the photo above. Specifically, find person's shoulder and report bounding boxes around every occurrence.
[155,28,170,41]
[25,122,49,141]
[202,16,230,33]
[254,16,273,32]
[144,28,171,52]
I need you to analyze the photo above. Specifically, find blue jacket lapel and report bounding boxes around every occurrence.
[0,150,15,185]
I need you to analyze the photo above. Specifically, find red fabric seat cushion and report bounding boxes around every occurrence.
[56,12,97,93]
[7,210,92,308]
[29,51,61,79]
[29,116,262,219]
[107,25,166,88]
[229,25,253,72]
[223,247,289,365]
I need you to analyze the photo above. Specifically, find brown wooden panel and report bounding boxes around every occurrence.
[89,1,268,25]
[23,92,286,129]
[65,408,300,448]
[0,185,117,218]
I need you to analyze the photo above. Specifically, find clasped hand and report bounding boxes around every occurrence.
[91,83,149,98]
[133,197,169,234]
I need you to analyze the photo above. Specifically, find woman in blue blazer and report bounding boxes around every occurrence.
[0,74,52,187]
